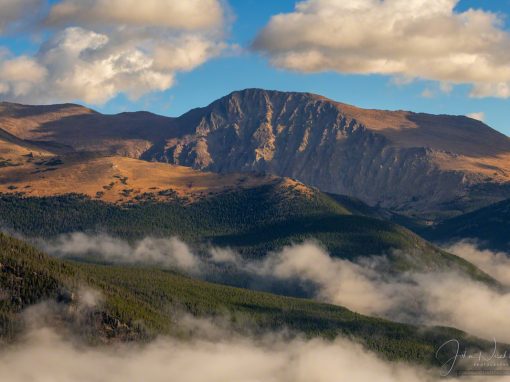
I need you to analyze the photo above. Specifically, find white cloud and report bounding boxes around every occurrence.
[47,0,224,30]
[253,242,510,343]
[0,326,443,382]
[0,56,47,97]
[466,112,485,122]
[41,233,199,272]
[254,0,510,98]
[0,0,227,104]
[445,240,510,286]
[38,234,510,343]
[470,82,510,98]
[255,243,400,315]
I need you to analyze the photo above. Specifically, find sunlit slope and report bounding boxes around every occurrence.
[2,89,510,218]
[0,138,494,281]
[0,151,277,203]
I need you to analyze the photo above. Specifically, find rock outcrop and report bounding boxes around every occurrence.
[150,89,510,218]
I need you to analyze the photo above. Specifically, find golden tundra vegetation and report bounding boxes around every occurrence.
[0,149,285,203]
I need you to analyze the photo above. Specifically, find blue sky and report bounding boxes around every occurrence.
[1,0,510,135]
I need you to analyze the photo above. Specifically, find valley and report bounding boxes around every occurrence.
[0,89,509,378]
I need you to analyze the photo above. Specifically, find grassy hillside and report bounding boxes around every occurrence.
[0,183,494,282]
[0,151,278,203]
[0,233,493,366]
[422,198,510,252]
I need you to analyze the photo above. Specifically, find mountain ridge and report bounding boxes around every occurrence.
[422,198,510,252]
[1,88,509,218]
[159,89,510,218]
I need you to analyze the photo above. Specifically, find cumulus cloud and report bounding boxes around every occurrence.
[0,0,228,104]
[0,0,43,33]
[47,0,224,30]
[254,0,510,98]
[0,56,47,98]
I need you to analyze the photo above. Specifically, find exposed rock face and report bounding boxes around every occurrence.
[147,89,510,218]
[2,89,510,218]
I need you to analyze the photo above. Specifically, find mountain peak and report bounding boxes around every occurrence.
[1,89,509,218]
[192,88,509,156]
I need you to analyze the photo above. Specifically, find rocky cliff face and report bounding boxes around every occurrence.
[145,89,510,218]
[2,89,510,218]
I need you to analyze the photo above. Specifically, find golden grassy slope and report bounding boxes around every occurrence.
[0,152,279,203]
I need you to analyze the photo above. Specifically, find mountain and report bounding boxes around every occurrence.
[0,95,503,369]
[422,198,510,252]
[0,133,495,283]
[0,102,175,157]
[157,89,510,219]
[0,232,494,366]
[1,185,490,279]
[2,90,510,219]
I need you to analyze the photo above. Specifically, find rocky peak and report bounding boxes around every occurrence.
[2,89,510,218]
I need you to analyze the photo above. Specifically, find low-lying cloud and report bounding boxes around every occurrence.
[254,0,510,98]
[40,232,199,272]
[0,322,445,382]
[251,242,510,343]
[39,233,510,344]
[1,285,506,382]
[445,240,510,287]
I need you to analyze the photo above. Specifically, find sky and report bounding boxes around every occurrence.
[0,0,509,135]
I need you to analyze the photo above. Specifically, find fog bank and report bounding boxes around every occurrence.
[0,325,438,382]
[38,233,510,343]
